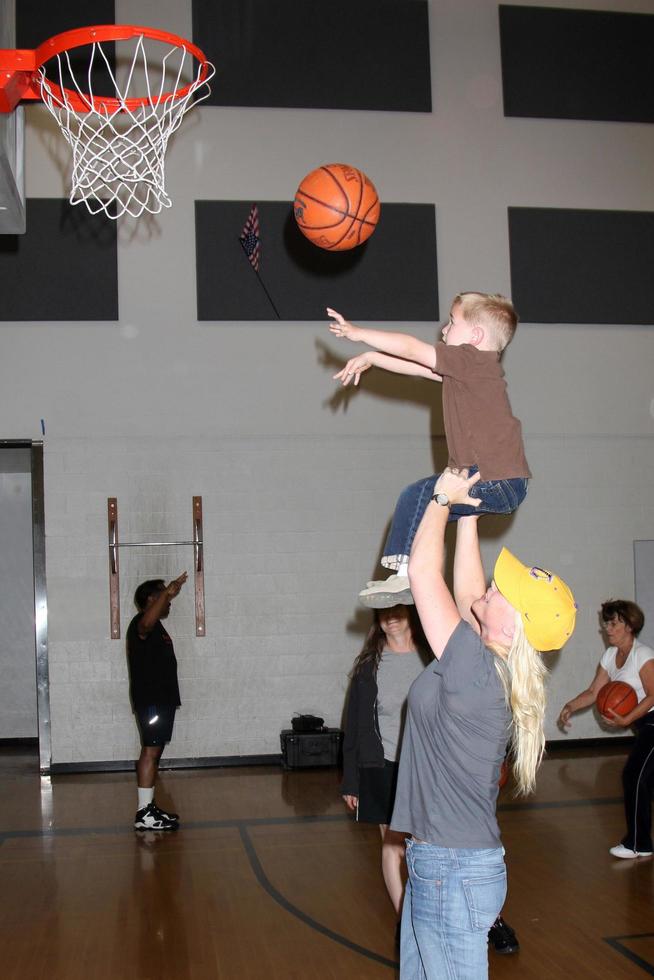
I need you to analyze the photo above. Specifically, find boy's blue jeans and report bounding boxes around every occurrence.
[401,840,507,979]
[381,467,528,571]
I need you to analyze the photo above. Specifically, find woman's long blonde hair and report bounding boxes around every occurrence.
[492,613,547,796]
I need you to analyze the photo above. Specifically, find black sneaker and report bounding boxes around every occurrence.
[488,916,519,955]
[152,802,179,823]
[134,802,178,831]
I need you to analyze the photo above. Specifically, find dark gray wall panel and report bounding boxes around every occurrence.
[17,1,116,94]
[500,5,654,123]
[0,200,118,321]
[193,0,431,112]
[508,207,654,325]
[195,201,438,321]
[17,1,116,45]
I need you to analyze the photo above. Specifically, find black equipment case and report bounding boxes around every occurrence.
[280,728,343,770]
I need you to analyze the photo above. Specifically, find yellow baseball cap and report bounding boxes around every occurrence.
[493,548,577,651]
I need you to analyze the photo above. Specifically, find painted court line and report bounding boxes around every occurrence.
[0,795,624,844]
[239,824,398,971]
[604,935,654,976]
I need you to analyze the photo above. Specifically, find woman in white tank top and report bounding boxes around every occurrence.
[558,599,654,859]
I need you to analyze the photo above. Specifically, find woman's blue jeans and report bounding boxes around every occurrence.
[400,840,507,979]
[382,468,528,571]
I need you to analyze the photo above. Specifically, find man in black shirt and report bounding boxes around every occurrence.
[127,573,187,831]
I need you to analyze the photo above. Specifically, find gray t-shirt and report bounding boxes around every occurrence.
[377,650,428,762]
[390,620,511,848]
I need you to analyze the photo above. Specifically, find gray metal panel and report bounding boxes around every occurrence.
[30,442,51,773]
[0,0,14,47]
[0,108,25,233]
[0,443,30,473]
[0,0,24,234]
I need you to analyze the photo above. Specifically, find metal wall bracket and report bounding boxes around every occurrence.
[108,496,206,639]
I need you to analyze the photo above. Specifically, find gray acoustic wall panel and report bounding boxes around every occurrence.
[193,0,432,112]
[0,199,118,321]
[195,200,438,321]
[508,207,654,325]
[500,5,654,123]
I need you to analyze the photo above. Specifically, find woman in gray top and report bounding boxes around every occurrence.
[391,468,576,979]
[342,605,427,934]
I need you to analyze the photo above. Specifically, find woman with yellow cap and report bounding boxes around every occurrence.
[389,467,576,980]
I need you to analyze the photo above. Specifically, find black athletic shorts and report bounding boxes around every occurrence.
[357,759,399,824]
[135,705,176,747]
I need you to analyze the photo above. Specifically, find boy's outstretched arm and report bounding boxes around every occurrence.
[327,308,439,374]
[334,350,439,386]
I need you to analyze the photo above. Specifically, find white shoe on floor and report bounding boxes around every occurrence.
[358,575,414,608]
[609,844,653,859]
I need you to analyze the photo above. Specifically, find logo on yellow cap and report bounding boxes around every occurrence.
[493,549,577,651]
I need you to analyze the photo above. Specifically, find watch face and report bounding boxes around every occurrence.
[435,492,449,506]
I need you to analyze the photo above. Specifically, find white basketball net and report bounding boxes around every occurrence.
[38,35,215,219]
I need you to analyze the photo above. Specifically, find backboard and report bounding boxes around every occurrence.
[0,0,25,234]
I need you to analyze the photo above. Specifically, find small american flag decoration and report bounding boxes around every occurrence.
[239,204,261,272]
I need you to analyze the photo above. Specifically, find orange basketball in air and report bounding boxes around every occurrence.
[293,163,380,251]
[596,681,638,720]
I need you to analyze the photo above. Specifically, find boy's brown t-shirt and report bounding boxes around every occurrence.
[434,342,531,481]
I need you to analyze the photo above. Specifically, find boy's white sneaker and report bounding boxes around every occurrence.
[608,844,652,859]
[358,575,413,608]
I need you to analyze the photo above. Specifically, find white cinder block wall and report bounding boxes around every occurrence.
[3,0,654,763]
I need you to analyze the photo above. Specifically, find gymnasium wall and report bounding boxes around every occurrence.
[1,0,654,763]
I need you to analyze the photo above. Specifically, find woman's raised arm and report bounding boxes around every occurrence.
[408,469,481,659]
[454,516,485,632]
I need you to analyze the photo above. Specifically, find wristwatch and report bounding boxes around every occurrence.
[432,491,450,508]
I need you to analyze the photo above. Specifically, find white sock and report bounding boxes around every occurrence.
[397,560,409,577]
[138,786,155,809]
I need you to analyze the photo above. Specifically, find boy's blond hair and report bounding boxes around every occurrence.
[453,292,518,352]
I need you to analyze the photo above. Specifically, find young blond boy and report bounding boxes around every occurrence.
[329,293,530,607]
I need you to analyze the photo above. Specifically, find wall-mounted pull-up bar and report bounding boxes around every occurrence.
[108,496,205,639]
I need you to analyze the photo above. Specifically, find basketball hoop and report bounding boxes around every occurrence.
[0,25,215,218]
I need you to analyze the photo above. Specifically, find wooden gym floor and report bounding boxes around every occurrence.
[0,746,652,979]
